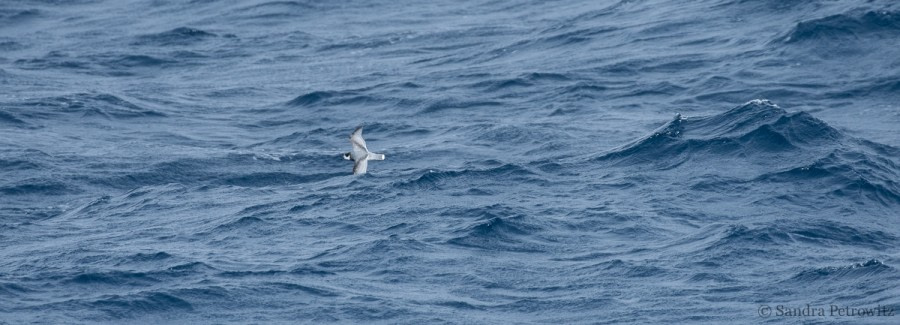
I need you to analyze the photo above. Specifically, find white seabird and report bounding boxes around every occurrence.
[343,126,385,175]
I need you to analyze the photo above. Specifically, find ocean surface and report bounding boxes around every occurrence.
[2,0,899,323]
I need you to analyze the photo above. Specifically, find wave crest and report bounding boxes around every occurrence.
[781,10,900,43]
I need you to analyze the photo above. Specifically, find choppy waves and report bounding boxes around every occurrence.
[2,0,900,323]
[595,100,899,206]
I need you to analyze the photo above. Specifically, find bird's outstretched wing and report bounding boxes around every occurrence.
[350,126,367,152]
[353,158,368,175]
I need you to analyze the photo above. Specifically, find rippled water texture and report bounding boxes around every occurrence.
[1,0,899,323]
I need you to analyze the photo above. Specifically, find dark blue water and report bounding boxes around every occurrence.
[2,0,899,323]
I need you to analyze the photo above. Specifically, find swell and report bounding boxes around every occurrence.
[31,290,199,320]
[660,221,897,271]
[468,72,572,93]
[773,260,900,302]
[595,99,900,205]
[306,236,431,273]
[229,1,317,20]
[596,100,834,164]
[447,213,549,252]
[0,8,40,25]
[779,10,900,44]
[0,110,31,128]
[86,153,343,190]
[0,179,74,196]
[392,163,542,191]
[4,93,166,120]
[703,221,898,251]
[787,259,893,282]
[3,0,900,323]
[287,90,356,106]
[133,27,217,46]
[285,89,403,109]
[216,172,344,187]
[755,149,900,205]
[14,51,207,76]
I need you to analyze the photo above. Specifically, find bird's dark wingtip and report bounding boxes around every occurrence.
[351,125,363,137]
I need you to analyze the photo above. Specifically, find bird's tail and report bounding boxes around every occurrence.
[367,153,385,160]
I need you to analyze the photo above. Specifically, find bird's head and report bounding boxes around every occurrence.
[342,152,351,160]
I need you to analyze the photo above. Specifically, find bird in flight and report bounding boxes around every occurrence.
[343,126,385,175]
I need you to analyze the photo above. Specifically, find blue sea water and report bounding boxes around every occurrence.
[1,0,899,323]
